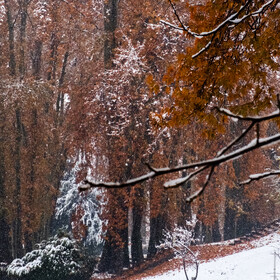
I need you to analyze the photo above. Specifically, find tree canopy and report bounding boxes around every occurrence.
[82,0,280,198]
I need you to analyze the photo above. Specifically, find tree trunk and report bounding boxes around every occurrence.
[104,0,118,68]
[99,232,126,275]
[99,0,131,274]
[47,33,59,81]
[4,0,16,76]
[147,214,165,258]
[99,188,130,274]
[0,103,12,263]
[18,0,28,79]
[131,188,144,266]
[31,40,42,79]
[13,108,23,258]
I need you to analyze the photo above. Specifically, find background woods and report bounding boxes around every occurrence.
[0,0,280,278]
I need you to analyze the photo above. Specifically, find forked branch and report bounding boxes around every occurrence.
[80,109,280,196]
[161,0,276,58]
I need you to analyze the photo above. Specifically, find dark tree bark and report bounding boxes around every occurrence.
[47,33,59,81]
[4,0,16,76]
[147,214,165,258]
[18,0,28,79]
[31,40,43,79]
[131,188,144,266]
[104,0,118,68]
[57,51,69,115]
[13,108,23,258]
[99,232,126,274]
[99,188,130,274]
[0,103,12,263]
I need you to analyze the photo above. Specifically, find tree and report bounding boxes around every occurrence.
[0,0,100,262]
[82,0,280,199]
[79,0,280,263]
[159,218,199,280]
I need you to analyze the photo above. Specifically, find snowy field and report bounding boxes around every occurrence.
[143,232,280,280]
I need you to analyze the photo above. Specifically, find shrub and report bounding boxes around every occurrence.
[7,235,87,280]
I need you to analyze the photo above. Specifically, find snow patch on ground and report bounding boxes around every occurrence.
[144,232,280,280]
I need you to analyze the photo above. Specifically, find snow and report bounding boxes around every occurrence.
[55,158,103,251]
[143,232,280,280]
[7,236,82,277]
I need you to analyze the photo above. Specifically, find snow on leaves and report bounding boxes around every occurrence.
[7,235,83,279]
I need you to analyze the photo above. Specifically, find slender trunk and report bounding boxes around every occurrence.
[57,51,69,118]
[19,0,28,79]
[47,33,58,81]
[4,0,16,76]
[0,103,12,263]
[14,108,23,258]
[178,156,192,227]
[131,188,144,266]
[23,109,38,254]
[218,184,226,241]
[31,40,43,79]
[104,0,118,69]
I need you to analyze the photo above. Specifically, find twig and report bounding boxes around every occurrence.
[216,122,255,157]
[216,107,280,122]
[241,170,280,185]
[164,0,275,58]
[186,165,215,203]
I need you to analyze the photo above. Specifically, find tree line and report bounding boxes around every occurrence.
[1,0,280,277]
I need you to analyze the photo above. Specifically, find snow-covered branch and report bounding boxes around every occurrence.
[160,20,184,32]
[164,0,276,58]
[217,108,280,122]
[241,170,280,185]
[80,110,280,196]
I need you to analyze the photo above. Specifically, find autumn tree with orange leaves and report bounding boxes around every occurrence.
[82,0,280,271]
[1,0,280,277]
[0,0,100,262]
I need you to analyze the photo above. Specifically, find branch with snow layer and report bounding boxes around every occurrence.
[241,170,280,185]
[217,108,280,122]
[164,0,276,58]
[216,108,280,156]
[80,109,280,194]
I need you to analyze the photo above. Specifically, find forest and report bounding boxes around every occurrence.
[0,0,280,279]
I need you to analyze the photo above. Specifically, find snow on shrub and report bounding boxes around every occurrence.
[158,217,199,280]
[7,235,85,280]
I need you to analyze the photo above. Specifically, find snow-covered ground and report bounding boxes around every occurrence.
[144,232,280,280]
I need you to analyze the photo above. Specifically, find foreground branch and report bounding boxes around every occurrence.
[163,0,276,58]
[241,170,280,185]
[79,109,280,198]
[80,134,280,191]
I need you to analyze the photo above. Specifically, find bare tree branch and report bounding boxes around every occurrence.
[159,20,184,32]
[164,0,276,58]
[167,0,188,32]
[217,108,280,122]
[186,165,216,203]
[216,122,255,157]
[81,120,280,193]
[192,39,213,59]
[240,170,280,185]
[79,109,280,196]
[215,108,280,156]
[164,165,209,189]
